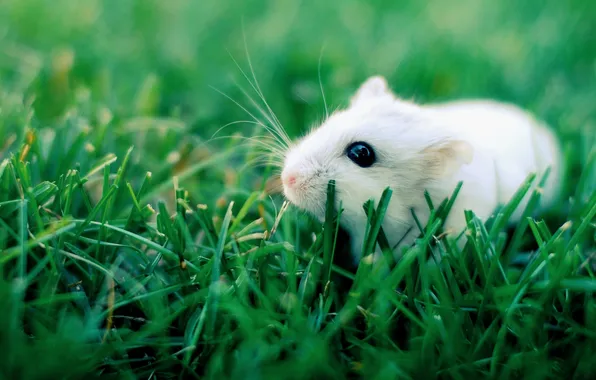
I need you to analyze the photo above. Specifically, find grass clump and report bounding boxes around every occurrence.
[0,0,595,379]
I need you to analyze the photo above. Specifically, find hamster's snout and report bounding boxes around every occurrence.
[280,164,329,218]
[281,169,302,206]
[281,171,297,188]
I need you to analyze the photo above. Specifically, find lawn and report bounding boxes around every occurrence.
[0,0,595,379]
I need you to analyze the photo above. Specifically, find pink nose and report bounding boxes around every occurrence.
[282,173,297,187]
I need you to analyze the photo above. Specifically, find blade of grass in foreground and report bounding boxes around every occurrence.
[362,202,392,253]
[488,172,536,242]
[75,220,179,261]
[565,191,596,252]
[17,199,27,280]
[323,180,337,286]
[362,187,393,258]
[504,168,552,259]
[183,201,234,366]
[0,220,78,264]
[228,191,261,234]
[362,189,394,268]
[137,147,236,207]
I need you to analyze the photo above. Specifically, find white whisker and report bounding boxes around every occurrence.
[317,43,329,120]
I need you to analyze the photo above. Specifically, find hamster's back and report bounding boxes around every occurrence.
[425,99,564,219]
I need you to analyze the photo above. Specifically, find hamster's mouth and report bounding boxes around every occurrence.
[282,183,327,219]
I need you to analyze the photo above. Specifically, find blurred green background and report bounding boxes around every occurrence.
[1,0,594,168]
[0,0,595,378]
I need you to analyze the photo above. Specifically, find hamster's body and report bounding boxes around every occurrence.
[280,76,563,266]
[424,100,562,220]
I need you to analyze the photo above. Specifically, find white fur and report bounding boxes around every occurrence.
[281,76,564,266]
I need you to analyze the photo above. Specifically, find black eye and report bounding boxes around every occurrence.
[346,142,375,168]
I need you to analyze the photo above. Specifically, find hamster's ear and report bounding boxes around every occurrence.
[423,139,474,178]
[350,75,394,106]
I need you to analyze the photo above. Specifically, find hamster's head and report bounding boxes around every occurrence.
[280,75,473,226]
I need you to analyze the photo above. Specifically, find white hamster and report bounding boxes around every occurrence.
[280,76,564,265]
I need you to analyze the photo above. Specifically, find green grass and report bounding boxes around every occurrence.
[1,0,595,378]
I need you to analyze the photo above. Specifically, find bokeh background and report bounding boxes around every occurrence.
[0,0,595,378]
[1,0,594,187]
